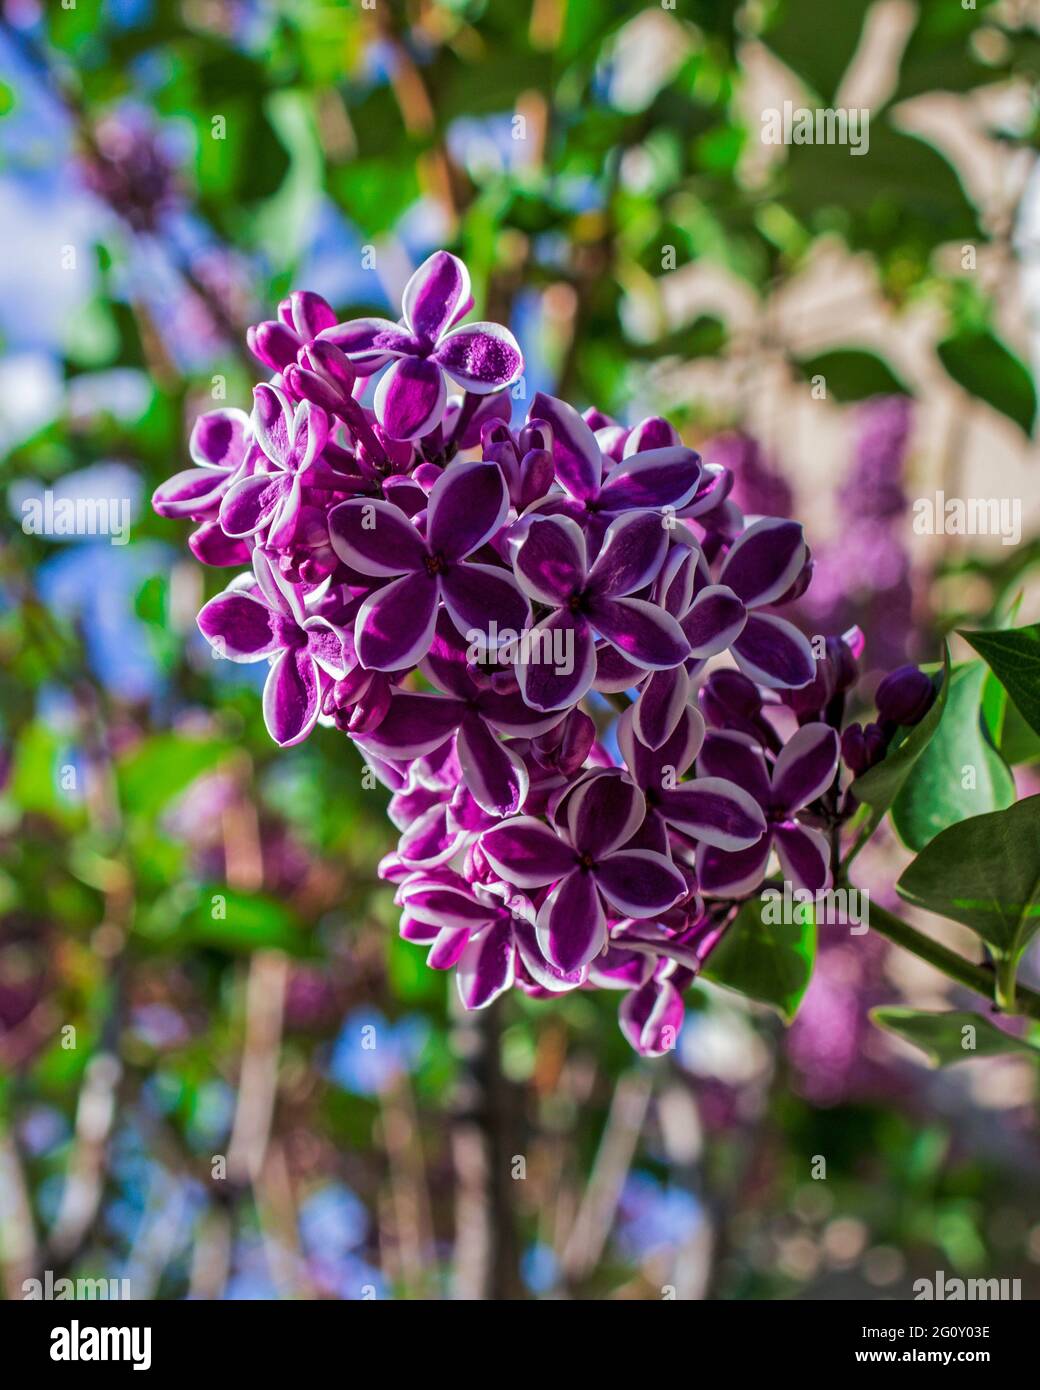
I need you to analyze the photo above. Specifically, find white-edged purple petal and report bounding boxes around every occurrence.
[585,511,668,599]
[319,316,414,370]
[656,777,767,850]
[593,849,686,918]
[402,250,472,343]
[696,729,771,805]
[356,692,464,760]
[771,722,840,812]
[719,518,806,608]
[731,612,815,689]
[152,467,230,519]
[197,590,283,662]
[456,920,516,1009]
[433,322,523,393]
[457,713,529,817]
[773,820,831,893]
[697,835,774,898]
[262,646,321,747]
[354,571,440,671]
[440,562,531,650]
[597,446,703,513]
[480,815,577,888]
[512,514,588,605]
[529,392,602,501]
[681,584,747,658]
[566,772,646,858]
[514,610,596,712]
[375,356,448,441]
[328,497,427,577]
[631,666,690,751]
[427,459,509,559]
[619,977,684,1057]
[189,407,250,469]
[587,595,689,670]
[535,870,606,973]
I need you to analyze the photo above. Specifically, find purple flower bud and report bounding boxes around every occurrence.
[875,665,935,726]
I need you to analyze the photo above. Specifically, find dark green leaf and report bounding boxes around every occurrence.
[871,1007,1040,1066]
[961,623,1040,742]
[937,329,1036,435]
[896,796,1040,963]
[703,893,815,1023]
[793,348,911,402]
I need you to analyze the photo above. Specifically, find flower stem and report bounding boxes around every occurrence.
[866,901,1040,1020]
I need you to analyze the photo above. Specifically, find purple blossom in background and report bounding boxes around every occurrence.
[154,248,886,1057]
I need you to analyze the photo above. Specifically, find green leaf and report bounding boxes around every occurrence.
[793,348,911,402]
[896,796,1040,965]
[851,646,950,813]
[761,0,873,102]
[116,734,235,820]
[891,661,1014,852]
[703,893,815,1023]
[961,623,1040,742]
[871,1007,1040,1067]
[937,329,1037,435]
[184,887,307,955]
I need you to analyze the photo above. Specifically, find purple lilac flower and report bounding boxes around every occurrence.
[196,548,348,745]
[696,723,840,894]
[153,247,881,1057]
[326,251,522,441]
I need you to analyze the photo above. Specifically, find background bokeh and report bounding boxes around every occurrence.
[2,0,1040,1301]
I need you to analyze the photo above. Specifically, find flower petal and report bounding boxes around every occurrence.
[597,446,703,513]
[593,849,686,918]
[402,250,472,343]
[585,511,668,599]
[731,612,815,689]
[773,820,832,892]
[529,392,602,501]
[587,595,689,670]
[440,562,531,649]
[457,920,516,1009]
[512,514,587,605]
[433,322,523,393]
[356,691,464,760]
[189,407,250,469]
[719,518,806,607]
[328,497,426,576]
[320,316,414,370]
[696,729,771,804]
[771,722,840,812]
[374,356,447,441]
[566,772,646,859]
[681,584,747,658]
[631,666,690,751]
[480,816,577,888]
[535,870,607,972]
[218,472,288,538]
[152,467,229,519]
[619,978,684,1057]
[457,713,529,817]
[514,611,596,712]
[355,571,439,670]
[657,777,767,850]
[427,459,509,560]
[697,835,774,897]
[262,647,320,747]
[197,590,282,662]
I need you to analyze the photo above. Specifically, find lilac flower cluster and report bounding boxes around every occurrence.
[155,250,867,1055]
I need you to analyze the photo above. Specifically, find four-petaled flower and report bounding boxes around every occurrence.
[326,251,523,441]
